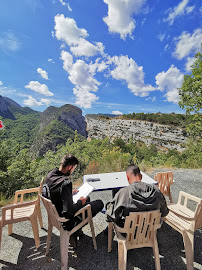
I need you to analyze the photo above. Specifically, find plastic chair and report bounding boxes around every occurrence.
[39,194,97,270]
[154,171,174,203]
[163,191,202,270]
[108,210,162,270]
[0,185,43,252]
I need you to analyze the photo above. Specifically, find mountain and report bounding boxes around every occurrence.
[31,104,87,156]
[3,97,21,108]
[0,95,16,119]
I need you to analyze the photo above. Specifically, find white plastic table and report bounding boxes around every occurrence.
[83,171,157,191]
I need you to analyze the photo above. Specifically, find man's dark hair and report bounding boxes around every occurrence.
[126,165,141,176]
[60,154,79,168]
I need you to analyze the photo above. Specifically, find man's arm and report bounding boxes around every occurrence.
[156,188,169,217]
[61,181,83,219]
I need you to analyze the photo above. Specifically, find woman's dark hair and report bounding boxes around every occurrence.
[126,165,140,176]
[60,154,79,168]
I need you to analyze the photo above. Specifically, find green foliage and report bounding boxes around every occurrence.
[179,51,202,138]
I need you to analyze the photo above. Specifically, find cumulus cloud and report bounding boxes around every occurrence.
[155,65,184,103]
[158,33,166,42]
[23,96,42,107]
[73,86,99,109]
[112,110,123,115]
[0,32,21,53]
[185,56,196,72]
[89,58,108,74]
[164,0,195,25]
[103,0,146,39]
[0,81,3,86]
[108,55,155,97]
[37,68,49,80]
[60,50,73,72]
[25,81,54,96]
[145,96,156,102]
[173,29,202,60]
[60,51,100,108]
[54,14,104,57]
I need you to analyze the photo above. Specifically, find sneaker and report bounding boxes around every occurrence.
[76,229,84,238]
[69,233,77,249]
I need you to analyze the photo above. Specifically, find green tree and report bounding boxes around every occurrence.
[179,50,202,138]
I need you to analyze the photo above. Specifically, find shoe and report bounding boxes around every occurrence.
[69,233,77,249]
[76,229,84,238]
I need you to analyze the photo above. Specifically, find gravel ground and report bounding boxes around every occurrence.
[0,169,202,270]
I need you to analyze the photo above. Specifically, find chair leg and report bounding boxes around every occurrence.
[30,215,40,249]
[89,218,97,250]
[153,236,161,270]
[118,241,127,270]
[60,229,69,270]
[37,205,43,229]
[8,224,13,235]
[46,219,53,255]
[108,222,113,252]
[182,231,194,270]
[0,224,2,252]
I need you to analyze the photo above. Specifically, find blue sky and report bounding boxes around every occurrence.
[0,0,201,116]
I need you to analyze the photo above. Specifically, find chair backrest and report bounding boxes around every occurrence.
[117,210,161,248]
[154,172,173,195]
[39,194,62,231]
[177,191,202,231]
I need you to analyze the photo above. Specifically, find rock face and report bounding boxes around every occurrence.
[0,95,16,119]
[85,116,187,151]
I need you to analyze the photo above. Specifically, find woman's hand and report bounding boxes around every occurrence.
[79,196,87,205]
[72,189,78,195]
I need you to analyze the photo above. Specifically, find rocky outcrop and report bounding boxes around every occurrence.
[85,116,187,151]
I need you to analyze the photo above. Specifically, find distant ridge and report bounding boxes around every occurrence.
[3,97,21,108]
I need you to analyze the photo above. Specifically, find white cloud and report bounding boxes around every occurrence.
[59,0,72,11]
[60,50,73,72]
[54,14,88,46]
[146,96,156,102]
[185,56,196,72]
[89,58,108,74]
[25,81,54,96]
[73,86,99,109]
[68,60,100,92]
[60,53,100,108]
[40,98,51,106]
[158,33,166,42]
[48,58,55,63]
[108,55,155,97]
[164,0,195,25]
[54,14,104,57]
[112,110,123,115]
[155,65,184,103]
[0,32,21,52]
[103,0,146,40]
[70,40,104,57]
[164,44,169,51]
[23,96,42,107]
[0,81,3,86]
[37,68,49,80]
[173,29,202,60]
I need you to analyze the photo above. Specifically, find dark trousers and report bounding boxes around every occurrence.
[63,198,104,231]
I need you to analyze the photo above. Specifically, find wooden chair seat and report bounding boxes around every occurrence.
[163,191,202,270]
[108,210,162,270]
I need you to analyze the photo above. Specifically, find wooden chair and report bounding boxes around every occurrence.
[108,210,162,270]
[154,171,174,203]
[163,191,202,270]
[39,194,97,270]
[0,185,43,252]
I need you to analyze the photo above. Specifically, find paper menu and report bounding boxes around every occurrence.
[73,182,95,203]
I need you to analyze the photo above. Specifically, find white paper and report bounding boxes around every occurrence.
[73,182,95,203]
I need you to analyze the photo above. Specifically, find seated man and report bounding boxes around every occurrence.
[43,154,104,248]
[106,165,169,227]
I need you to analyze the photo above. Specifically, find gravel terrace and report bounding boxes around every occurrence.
[0,169,202,270]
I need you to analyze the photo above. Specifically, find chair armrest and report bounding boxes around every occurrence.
[57,217,69,222]
[74,204,91,217]
[14,187,40,204]
[168,207,195,221]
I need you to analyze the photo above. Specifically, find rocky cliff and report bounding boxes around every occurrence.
[85,116,187,151]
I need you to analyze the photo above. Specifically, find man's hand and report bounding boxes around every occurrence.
[72,189,79,195]
[79,196,87,205]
